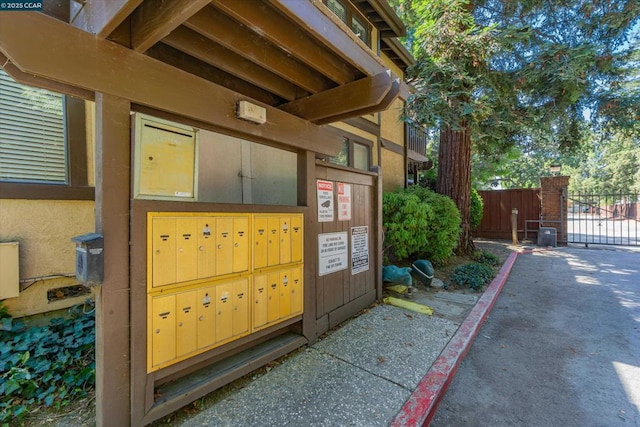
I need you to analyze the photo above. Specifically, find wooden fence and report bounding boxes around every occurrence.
[475,189,541,240]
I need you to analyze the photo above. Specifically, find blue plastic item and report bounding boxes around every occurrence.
[382,265,413,286]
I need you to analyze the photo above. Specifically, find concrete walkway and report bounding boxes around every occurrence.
[158,245,639,426]
[432,246,640,426]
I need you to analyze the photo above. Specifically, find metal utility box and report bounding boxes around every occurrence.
[538,227,557,247]
[0,242,20,299]
[72,233,104,285]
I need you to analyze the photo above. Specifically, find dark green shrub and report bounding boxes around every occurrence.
[470,188,484,230]
[383,187,461,265]
[471,249,501,266]
[382,191,430,261]
[452,262,494,290]
[0,306,95,424]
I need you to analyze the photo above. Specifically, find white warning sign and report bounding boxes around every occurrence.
[318,232,348,276]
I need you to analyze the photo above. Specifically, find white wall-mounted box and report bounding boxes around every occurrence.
[0,242,19,299]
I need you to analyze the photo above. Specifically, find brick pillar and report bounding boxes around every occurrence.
[540,176,570,245]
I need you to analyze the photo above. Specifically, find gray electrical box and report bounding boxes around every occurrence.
[71,233,104,285]
[538,227,557,247]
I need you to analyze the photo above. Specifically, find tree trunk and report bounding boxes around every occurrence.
[436,124,475,255]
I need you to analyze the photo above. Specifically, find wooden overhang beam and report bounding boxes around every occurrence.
[280,71,398,123]
[72,0,143,38]
[130,0,211,53]
[211,0,355,85]
[162,26,304,102]
[0,11,343,157]
[185,6,335,94]
[268,0,388,77]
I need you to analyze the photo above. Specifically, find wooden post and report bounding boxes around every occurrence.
[511,208,519,245]
[94,93,131,427]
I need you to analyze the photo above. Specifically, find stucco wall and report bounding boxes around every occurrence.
[0,200,96,316]
[382,149,405,192]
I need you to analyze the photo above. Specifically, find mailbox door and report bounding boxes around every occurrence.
[197,217,215,279]
[279,269,291,318]
[176,290,197,357]
[176,218,198,283]
[233,217,249,273]
[151,295,176,367]
[215,282,233,343]
[152,218,176,287]
[253,274,268,329]
[266,272,280,323]
[196,287,215,349]
[253,216,268,269]
[232,279,249,336]
[279,216,291,265]
[291,215,303,263]
[290,265,303,315]
[267,217,280,267]
[215,218,233,276]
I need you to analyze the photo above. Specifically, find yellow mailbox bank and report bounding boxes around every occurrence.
[147,212,303,372]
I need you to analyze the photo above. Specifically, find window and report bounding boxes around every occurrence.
[329,137,371,171]
[0,68,91,199]
[323,0,372,45]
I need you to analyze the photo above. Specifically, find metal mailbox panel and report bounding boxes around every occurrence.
[279,269,291,318]
[215,282,233,343]
[233,217,249,273]
[279,217,291,265]
[232,279,249,336]
[151,295,176,367]
[215,218,233,276]
[176,290,197,357]
[253,216,268,269]
[267,217,280,267]
[253,274,268,329]
[266,272,280,323]
[291,215,303,263]
[290,265,303,315]
[197,217,215,279]
[151,217,176,287]
[176,218,198,283]
[196,287,215,349]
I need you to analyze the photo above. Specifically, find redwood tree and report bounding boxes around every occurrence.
[393,0,639,254]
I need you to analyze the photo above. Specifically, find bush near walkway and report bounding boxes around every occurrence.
[383,187,461,265]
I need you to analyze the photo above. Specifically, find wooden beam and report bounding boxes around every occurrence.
[72,0,142,38]
[162,26,303,101]
[94,93,131,427]
[146,43,282,106]
[268,0,387,76]
[280,71,394,122]
[130,0,210,53]
[186,6,335,94]
[0,52,94,100]
[212,0,355,85]
[0,12,343,156]
[315,77,400,125]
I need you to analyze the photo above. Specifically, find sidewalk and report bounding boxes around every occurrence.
[163,251,519,426]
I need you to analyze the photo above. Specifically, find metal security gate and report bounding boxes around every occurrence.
[567,192,640,246]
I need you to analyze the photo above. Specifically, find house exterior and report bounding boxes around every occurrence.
[0,1,425,425]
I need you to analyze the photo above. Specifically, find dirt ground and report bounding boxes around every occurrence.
[20,239,516,427]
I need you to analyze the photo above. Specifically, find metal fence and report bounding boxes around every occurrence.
[567,192,639,246]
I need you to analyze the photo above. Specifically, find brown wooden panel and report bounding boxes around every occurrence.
[213,0,354,85]
[476,189,541,240]
[72,0,142,38]
[130,0,210,53]
[186,6,334,94]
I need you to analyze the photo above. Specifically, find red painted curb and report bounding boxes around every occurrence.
[391,251,519,427]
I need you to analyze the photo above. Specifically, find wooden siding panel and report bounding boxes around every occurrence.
[476,189,541,240]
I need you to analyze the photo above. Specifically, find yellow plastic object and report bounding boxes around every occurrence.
[383,296,434,316]
[385,284,409,294]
